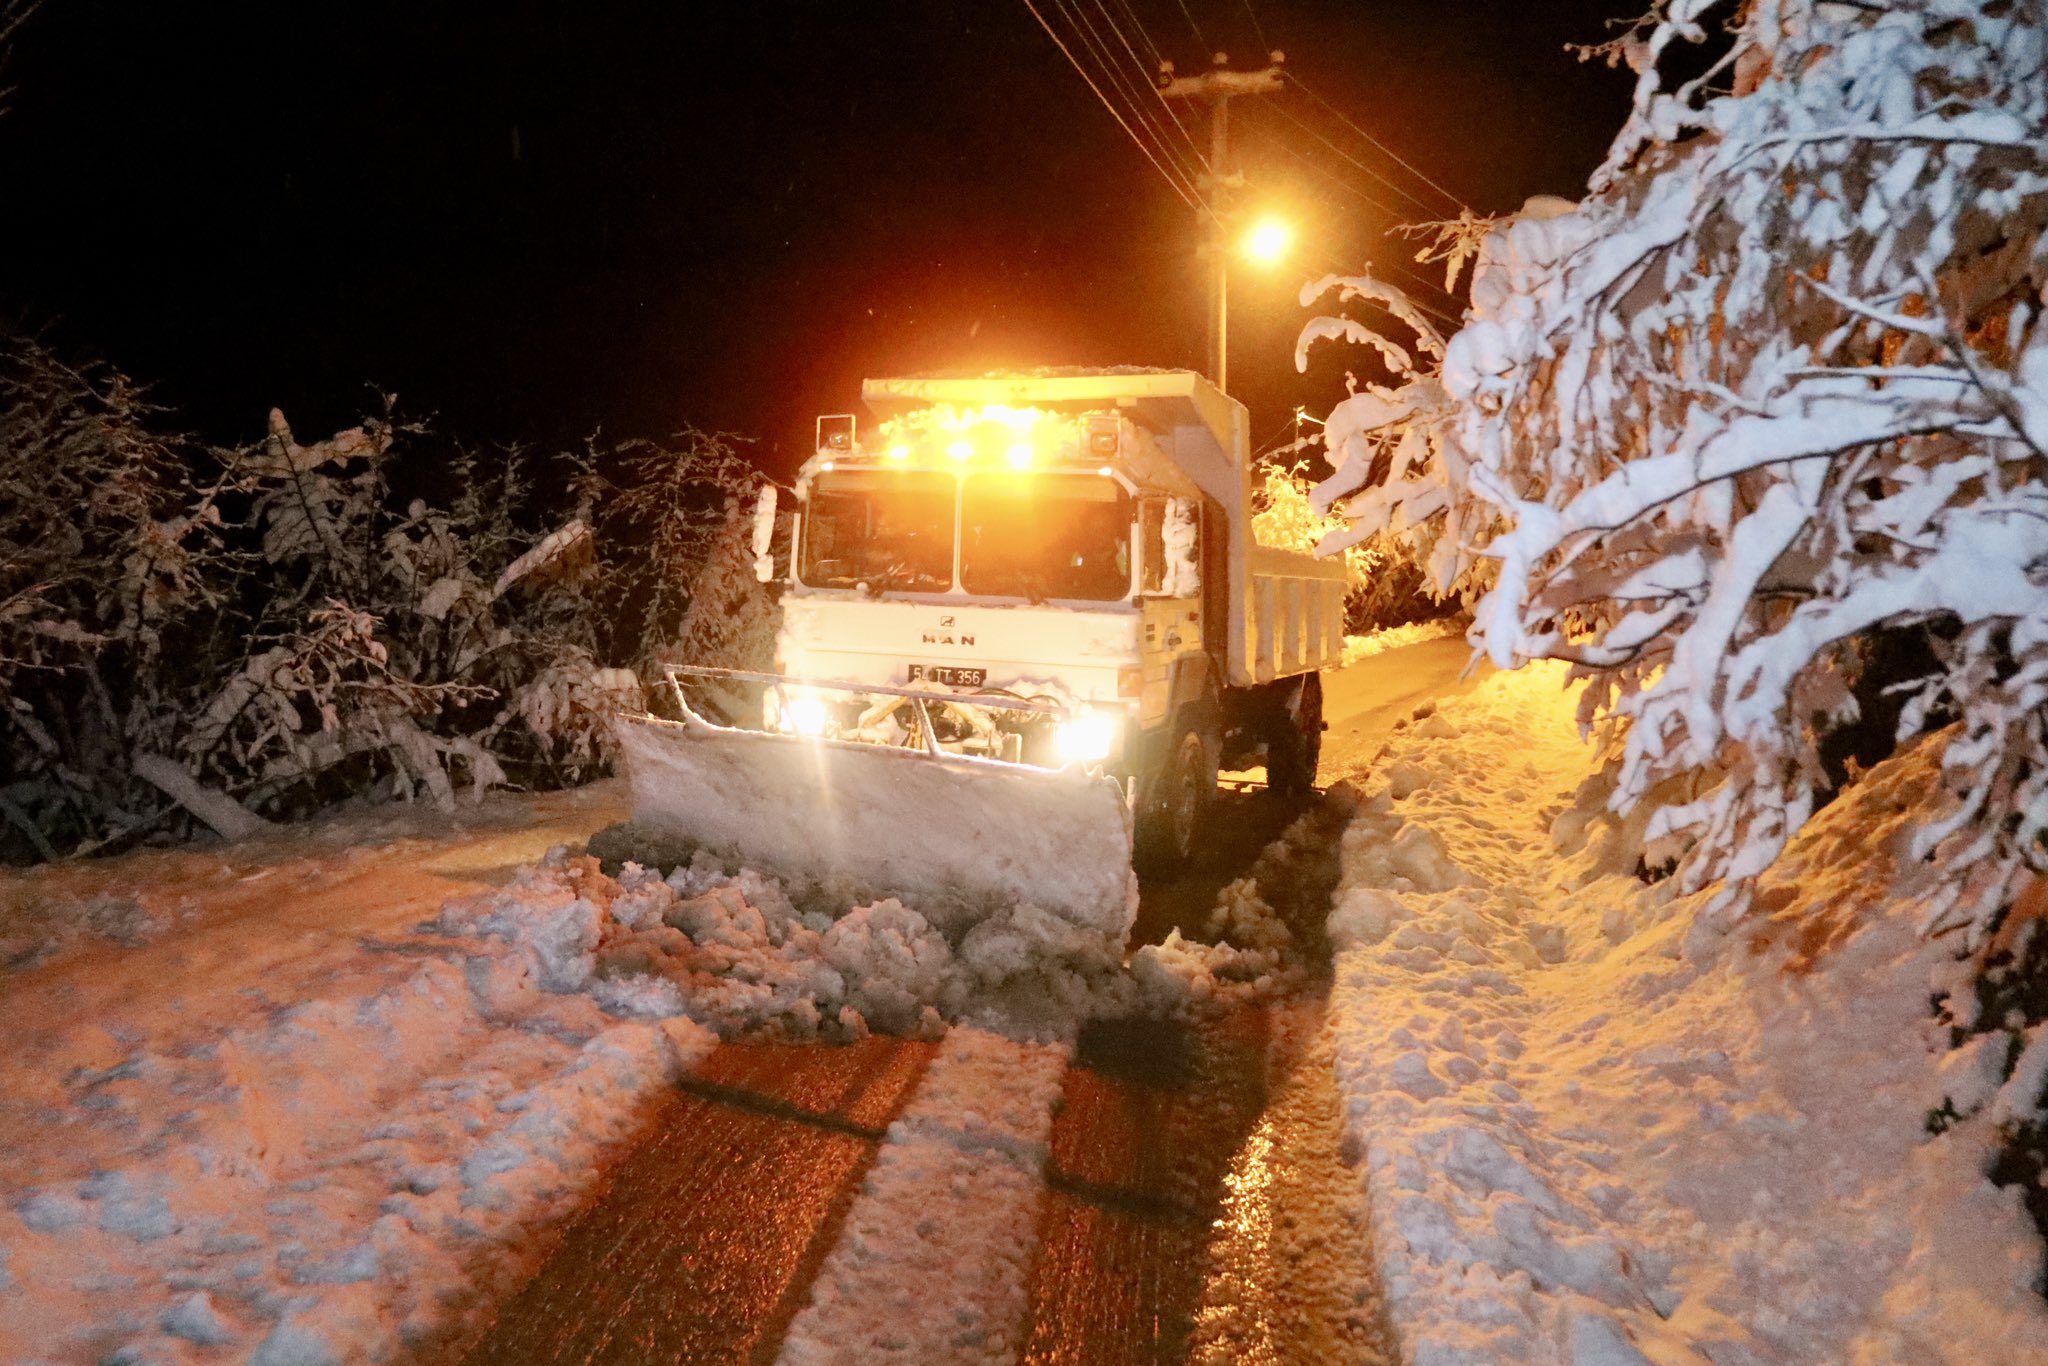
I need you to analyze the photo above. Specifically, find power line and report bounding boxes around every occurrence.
[1171,0,1209,53]
[1241,117,1413,225]
[1320,252,1465,329]
[1239,0,1269,53]
[1295,227,1463,329]
[1222,101,1469,305]
[1096,0,1204,161]
[1266,97,1444,218]
[1109,0,1167,69]
[1289,76,1469,214]
[1021,0,1204,212]
[1295,191,1467,312]
[1325,270,1463,332]
[1058,0,1206,189]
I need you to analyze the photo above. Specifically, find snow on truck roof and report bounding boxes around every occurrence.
[860,369,1246,463]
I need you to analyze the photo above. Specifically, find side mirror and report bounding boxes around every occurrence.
[752,485,779,584]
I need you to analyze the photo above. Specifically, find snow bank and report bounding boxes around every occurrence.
[1327,665,2048,1365]
[1,848,714,1364]
[1342,616,1466,667]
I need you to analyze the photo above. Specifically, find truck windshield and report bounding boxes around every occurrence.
[960,473,1131,602]
[800,470,955,592]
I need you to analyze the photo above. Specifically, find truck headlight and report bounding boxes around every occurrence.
[1055,710,1118,765]
[785,695,830,737]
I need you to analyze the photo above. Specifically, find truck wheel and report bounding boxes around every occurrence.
[1137,726,1216,872]
[1266,673,1324,798]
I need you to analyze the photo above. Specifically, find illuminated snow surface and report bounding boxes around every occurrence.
[0,785,726,1364]
[5,662,2047,1364]
[0,769,1306,1364]
[1327,664,2048,1365]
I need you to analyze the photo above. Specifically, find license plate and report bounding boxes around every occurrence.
[908,664,985,687]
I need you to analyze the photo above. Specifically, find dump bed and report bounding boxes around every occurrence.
[861,369,1347,687]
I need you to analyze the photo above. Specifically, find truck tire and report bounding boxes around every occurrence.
[1266,673,1324,798]
[1136,725,1216,872]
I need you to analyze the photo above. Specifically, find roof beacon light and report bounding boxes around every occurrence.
[816,413,857,453]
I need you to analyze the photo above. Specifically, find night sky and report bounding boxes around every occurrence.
[0,1,1637,477]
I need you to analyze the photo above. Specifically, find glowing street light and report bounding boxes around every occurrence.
[1242,216,1294,267]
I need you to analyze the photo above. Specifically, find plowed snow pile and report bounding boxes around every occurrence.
[439,835,1312,1046]
[1327,665,2048,1364]
[0,788,728,1366]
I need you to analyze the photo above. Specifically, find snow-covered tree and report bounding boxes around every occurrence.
[1311,0,2048,941]
[0,340,210,856]
[0,334,760,860]
[1299,268,1497,619]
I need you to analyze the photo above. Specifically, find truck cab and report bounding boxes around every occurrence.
[767,368,1346,867]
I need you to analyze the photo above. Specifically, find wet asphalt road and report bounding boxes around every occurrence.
[445,635,1475,1365]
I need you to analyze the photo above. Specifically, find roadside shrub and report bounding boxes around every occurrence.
[0,334,759,860]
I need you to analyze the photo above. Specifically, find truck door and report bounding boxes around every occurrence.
[1138,498,1202,731]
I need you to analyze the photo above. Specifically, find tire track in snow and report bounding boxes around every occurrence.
[445,1035,934,1365]
[774,1025,1071,1365]
[1020,1012,1273,1363]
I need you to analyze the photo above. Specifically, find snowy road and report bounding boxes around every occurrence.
[443,634,1473,1366]
[17,628,2041,1363]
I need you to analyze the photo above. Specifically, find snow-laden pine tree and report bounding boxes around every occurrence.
[1311,0,2047,940]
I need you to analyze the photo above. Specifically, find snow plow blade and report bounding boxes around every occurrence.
[612,705,1135,937]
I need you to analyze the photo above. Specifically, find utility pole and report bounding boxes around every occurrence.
[1160,51,1284,398]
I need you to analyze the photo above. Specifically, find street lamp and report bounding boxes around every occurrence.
[1242,216,1294,268]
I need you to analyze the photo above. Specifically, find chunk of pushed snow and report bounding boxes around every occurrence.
[524,897,602,992]
[16,1188,87,1233]
[289,1240,380,1285]
[1385,760,1430,799]
[395,1163,455,1195]
[458,1140,527,1190]
[1991,1025,2048,1127]
[1415,712,1460,739]
[101,1192,175,1241]
[1936,1030,2010,1119]
[821,900,952,1034]
[1390,822,1478,892]
[589,973,687,1020]
[1526,921,1569,964]
[250,1319,341,1366]
[1390,1050,1450,1099]
[1494,1199,1636,1307]
[162,1291,237,1346]
[1328,887,1405,948]
[1567,1309,1655,1366]
[81,1173,175,1241]
[1445,1127,1565,1216]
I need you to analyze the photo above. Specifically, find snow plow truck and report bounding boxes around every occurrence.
[613,368,1347,938]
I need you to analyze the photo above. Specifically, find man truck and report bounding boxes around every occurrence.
[614,367,1346,936]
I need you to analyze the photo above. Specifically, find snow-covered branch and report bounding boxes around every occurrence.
[1311,0,2048,944]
